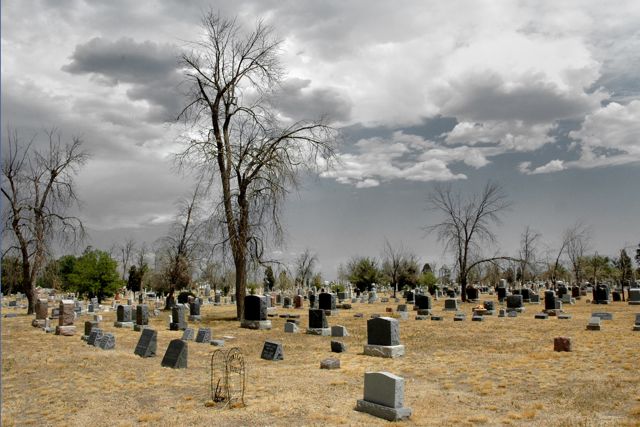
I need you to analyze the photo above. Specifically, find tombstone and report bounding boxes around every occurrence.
[161,339,188,368]
[134,305,149,331]
[294,295,304,309]
[214,292,222,305]
[571,286,581,299]
[114,305,134,328]
[557,284,568,299]
[170,304,188,331]
[554,337,572,352]
[331,340,347,353]
[520,288,531,302]
[59,300,75,326]
[320,357,340,370]
[544,291,557,311]
[331,325,348,337]
[404,290,415,303]
[498,308,506,317]
[593,284,610,304]
[561,293,575,305]
[337,291,347,301]
[483,300,495,314]
[535,313,549,319]
[307,309,330,335]
[35,299,48,320]
[507,310,518,318]
[195,327,212,343]
[396,304,408,312]
[506,295,524,312]
[182,328,195,341]
[453,312,466,321]
[260,340,283,361]
[355,372,412,421]
[284,322,299,333]
[283,296,292,309]
[497,286,507,302]
[96,333,116,350]
[628,289,640,305]
[188,300,201,321]
[241,295,271,330]
[87,328,103,346]
[414,295,432,312]
[364,317,404,358]
[135,328,158,357]
[83,320,99,340]
[586,316,602,331]
[633,314,640,331]
[319,293,337,314]
[591,312,613,321]
[443,298,459,311]
[466,286,479,301]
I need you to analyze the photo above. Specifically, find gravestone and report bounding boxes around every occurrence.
[241,295,271,330]
[294,295,303,309]
[35,299,48,320]
[454,312,466,321]
[87,328,103,346]
[628,289,640,305]
[83,320,99,340]
[55,300,76,336]
[364,317,404,358]
[466,286,479,301]
[498,308,506,317]
[320,357,340,370]
[443,298,459,311]
[507,310,518,317]
[114,305,134,328]
[483,300,495,314]
[544,291,556,311]
[214,292,221,305]
[135,328,157,357]
[170,304,188,331]
[404,290,415,303]
[284,322,299,333]
[497,286,507,302]
[307,309,330,335]
[414,295,432,312]
[96,333,115,350]
[593,284,610,304]
[331,341,347,353]
[554,336,572,352]
[612,291,621,302]
[586,316,602,331]
[308,294,317,309]
[355,372,412,421]
[319,293,337,315]
[535,312,549,319]
[506,295,525,312]
[134,305,149,331]
[572,286,581,299]
[188,300,201,321]
[260,340,283,361]
[591,312,613,321]
[633,313,640,331]
[162,339,188,368]
[331,325,348,337]
[195,327,211,343]
[521,288,531,302]
[182,328,195,341]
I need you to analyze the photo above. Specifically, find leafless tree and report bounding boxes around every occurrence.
[295,248,317,289]
[381,239,412,297]
[518,226,542,284]
[117,238,135,282]
[177,12,337,318]
[426,181,512,301]
[549,221,591,286]
[1,129,89,313]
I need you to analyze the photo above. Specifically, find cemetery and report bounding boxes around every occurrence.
[2,288,640,426]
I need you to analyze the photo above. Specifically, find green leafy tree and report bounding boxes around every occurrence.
[127,264,148,293]
[68,249,122,301]
[1,256,24,294]
[347,257,381,292]
[263,266,276,291]
[418,270,438,293]
[311,272,323,290]
[615,249,633,301]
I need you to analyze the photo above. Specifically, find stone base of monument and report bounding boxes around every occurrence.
[324,310,339,316]
[114,321,134,328]
[545,309,562,316]
[355,399,412,421]
[633,324,640,331]
[509,307,525,313]
[306,327,331,336]
[240,319,272,330]
[629,301,640,305]
[363,344,405,358]
[415,315,429,320]
[134,324,150,332]
[55,325,76,336]
[188,315,201,322]
[32,319,46,328]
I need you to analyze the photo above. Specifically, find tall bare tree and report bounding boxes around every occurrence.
[381,239,415,297]
[426,181,512,301]
[295,248,318,289]
[177,12,336,318]
[117,238,135,282]
[1,129,89,313]
[518,226,541,284]
[549,221,591,286]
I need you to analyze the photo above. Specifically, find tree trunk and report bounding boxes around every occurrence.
[460,274,467,302]
[164,287,175,310]
[235,255,246,320]
[22,259,35,315]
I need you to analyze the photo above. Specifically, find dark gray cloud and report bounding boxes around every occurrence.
[272,78,352,123]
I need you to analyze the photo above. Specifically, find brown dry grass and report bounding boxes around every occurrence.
[2,296,640,426]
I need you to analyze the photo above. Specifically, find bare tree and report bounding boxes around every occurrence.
[426,181,512,301]
[295,248,318,289]
[177,12,337,319]
[118,238,135,282]
[1,129,89,313]
[549,221,591,286]
[518,226,541,284]
[381,239,412,297]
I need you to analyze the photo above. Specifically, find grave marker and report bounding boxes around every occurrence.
[260,340,283,361]
[161,339,188,368]
[135,328,158,357]
[355,372,412,421]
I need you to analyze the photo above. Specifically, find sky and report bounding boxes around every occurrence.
[2,1,639,280]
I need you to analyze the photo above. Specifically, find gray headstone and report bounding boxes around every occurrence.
[331,325,348,337]
[117,305,133,323]
[96,333,115,350]
[136,305,149,326]
[195,327,211,343]
[135,328,157,357]
[260,340,283,361]
[87,328,103,346]
[284,322,299,333]
[363,372,404,408]
[367,317,400,346]
[182,328,195,341]
[161,339,188,368]
[170,304,187,330]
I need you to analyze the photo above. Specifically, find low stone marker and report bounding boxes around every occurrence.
[591,312,613,321]
[320,357,340,369]
[135,329,157,357]
[498,308,506,317]
[210,339,225,347]
[507,311,518,318]
[87,328,103,346]
[284,322,299,333]
[331,325,348,337]
[453,312,466,321]
[182,328,195,341]
[430,315,443,321]
[331,341,347,353]
[558,314,573,320]
[355,372,412,421]
[535,313,549,319]
[162,339,188,368]
[363,317,404,358]
[554,337,572,352]
[195,327,211,343]
[260,340,283,361]
[443,298,459,311]
[96,333,115,350]
[586,316,602,331]
[471,315,484,322]
[633,314,640,331]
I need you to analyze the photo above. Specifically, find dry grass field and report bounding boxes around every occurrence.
[2,294,640,426]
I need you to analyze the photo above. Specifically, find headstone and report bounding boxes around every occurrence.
[483,300,495,313]
[443,298,459,311]
[170,304,187,331]
[35,299,48,320]
[591,312,613,321]
[331,340,347,353]
[572,286,581,299]
[521,288,531,302]
[593,284,610,304]
[115,304,134,328]
[404,290,415,303]
[136,305,149,326]
[453,312,466,321]
[294,295,303,309]
[182,328,195,341]
[506,295,524,312]
[633,313,640,331]
[535,313,549,319]
[283,296,292,308]
[284,322,299,333]
[188,300,201,321]
[96,333,115,350]
[497,286,507,302]
[161,339,188,368]
[260,340,283,361]
[355,372,412,421]
[554,336,572,352]
[308,309,328,329]
[498,308,506,317]
[244,295,267,321]
[364,317,404,358]
[195,327,211,343]
[544,291,556,311]
[414,294,432,311]
[319,293,337,311]
[84,320,99,338]
[320,357,340,369]
[507,310,518,317]
[586,316,602,331]
[59,300,75,326]
[331,325,348,337]
[308,294,317,309]
[628,289,640,305]
[87,328,103,346]
[466,286,479,301]
[134,328,158,357]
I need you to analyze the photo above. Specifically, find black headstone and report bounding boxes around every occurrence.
[404,290,415,302]
[260,340,283,361]
[544,291,556,311]
[572,286,580,298]
[195,327,211,343]
[135,328,157,357]
[521,288,531,302]
[506,295,523,309]
[84,320,99,336]
[161,339,188,369]
[497,287,507,302]
[318,293,336,310]
[244,295,267,321]
[189,300,200,316]
[308,309,328,328]
[415,294,432,310]
[136,305,149,325]
[170,305,187,330]
[367,317,400,346]
[466,287,479,300]
[308,294,317,308]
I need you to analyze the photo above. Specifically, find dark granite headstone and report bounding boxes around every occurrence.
[521,288,531,302]
[309,309,328,328]
[497,287,507,302]
[117,305,133,323]
[319,293,336,310]
[195,327,211,343]
[84,320,99,336]
[414,295,432,310]
[189,300,200,316]
[483,301,495,311]
[404,290,415,302]
[161,339,188,368]
[134,328,157,357]
[136,305,149,325]
[170,304,187,330]
[544,291,556,311]
[367,317,400,346]
[244,295,267,321]
[308,294,317,308]
[466,287,479,301]
[506,295,523,309]
[87,328,103,346]
[571,286,580,298]
[331,340,347,353]
[97,333,115,350]
[260,340,283,361]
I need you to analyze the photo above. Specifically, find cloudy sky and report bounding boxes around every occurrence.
[3,1,639,279]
